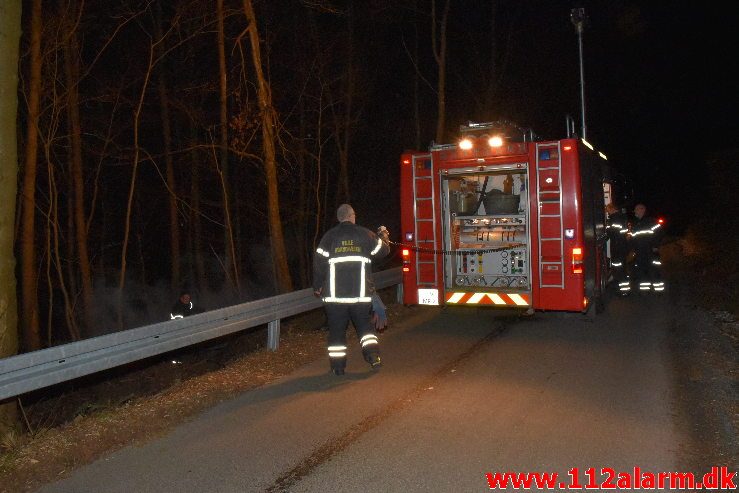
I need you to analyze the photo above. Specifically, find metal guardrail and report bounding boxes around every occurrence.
[0,267,402,402]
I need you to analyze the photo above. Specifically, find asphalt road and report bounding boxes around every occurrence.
[39,293,683,492]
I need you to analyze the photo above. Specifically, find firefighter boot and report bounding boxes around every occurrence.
[368,354,382,371]
[363,350,382,371]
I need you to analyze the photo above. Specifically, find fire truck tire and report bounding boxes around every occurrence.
[584,296,603,320]
[595,296,605,314]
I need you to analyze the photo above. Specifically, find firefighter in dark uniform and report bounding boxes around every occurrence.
[313,204,390,375]
[628,203,665,292]
[170,291,194,319]
[606,203,631,295]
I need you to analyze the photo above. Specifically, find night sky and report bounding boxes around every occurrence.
[449,1,738,229]
[350,1,738,233]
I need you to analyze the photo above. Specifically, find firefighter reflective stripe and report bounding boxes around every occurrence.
[631,229,654,236]
[323,296,372,303]
[360,334,378,347]
[619,282,631,291]
[445,292,530,306]
[170,314,183,319]
[328,345,347,358]
[650,224,661,231]
[639,281,651,290]
[370,238,384,255]
[316,247,330,258]
[611,261,623,267]
[652,260,662,265]
[325,256,371,303]
[653,281,665,292]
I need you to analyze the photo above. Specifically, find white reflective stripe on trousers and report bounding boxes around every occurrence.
[327,345,347,358]
[360,334,378,347]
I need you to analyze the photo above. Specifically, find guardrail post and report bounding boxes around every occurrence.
[267,319,280,351]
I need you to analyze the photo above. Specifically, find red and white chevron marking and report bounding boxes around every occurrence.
[445,291,530,306]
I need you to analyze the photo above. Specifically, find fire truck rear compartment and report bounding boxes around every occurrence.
[441,168,531,293]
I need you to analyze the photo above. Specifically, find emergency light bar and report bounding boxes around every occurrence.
[459,121,497,132]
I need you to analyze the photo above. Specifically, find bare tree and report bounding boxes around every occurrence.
[217,0,240,292]
[154,4,181,293]
[46,150,80,341]
[118,38,156,329]
[0,0,22,435]
[332,0,355,204]
[242,0,293,293]
[19,0,43,351]
[61,2,95,333]
[190,142,206,291]
[431,0,450,143]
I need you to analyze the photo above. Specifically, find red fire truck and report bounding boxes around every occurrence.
[399,122,619,315]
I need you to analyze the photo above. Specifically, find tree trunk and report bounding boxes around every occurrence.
[118,43,154,329]
[335,0,355,204]
[62,9,95,334]
[0,0,22,434]
[217,0,239,292]
[242,0,293,293]
[297,98,309,287]
[48,157,80,341]
[432,0,450,143]
[154,6,181,293]
[19,0,42,351]
[190,144,206,292]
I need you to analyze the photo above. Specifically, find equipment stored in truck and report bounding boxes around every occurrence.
[399,121,624,315]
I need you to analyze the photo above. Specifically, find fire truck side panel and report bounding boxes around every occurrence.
[529,139,585,312]
[400,152,422,304]
[578,144,610,307]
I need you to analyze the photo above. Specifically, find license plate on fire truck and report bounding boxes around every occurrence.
[418,289,439,306]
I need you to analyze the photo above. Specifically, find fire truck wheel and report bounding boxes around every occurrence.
[585,296,605,320]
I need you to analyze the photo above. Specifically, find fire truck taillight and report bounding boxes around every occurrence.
[563,145,572,151]
[459,138,473,150]
[488,136,503,147]
[402,249,411,272]
[572,247,583,274]
[657,218,665,225]
[402,158,411,164]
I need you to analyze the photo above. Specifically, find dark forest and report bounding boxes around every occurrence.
[5,0,737,352]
